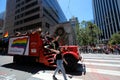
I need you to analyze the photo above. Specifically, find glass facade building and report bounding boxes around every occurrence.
[42,0,67,23]
[92,0,120,41]
[4,0,67,35]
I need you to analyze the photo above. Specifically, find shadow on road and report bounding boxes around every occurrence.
[66,63,86,76]
[2,62,55,74]
[2,62,86,76]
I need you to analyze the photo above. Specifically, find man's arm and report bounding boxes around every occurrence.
[49,48,60,54]
[44,46,60,54]
[63,57,68,65]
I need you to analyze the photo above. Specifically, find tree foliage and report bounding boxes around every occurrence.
[86,21,101,44]
[76,21,101,46]
[108,32,120,45]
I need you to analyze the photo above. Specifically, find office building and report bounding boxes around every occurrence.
[69,17,79,28]
[92,0,120,42]
[4,0,67,35]
[0,12,5,38]
[69,17,79,44]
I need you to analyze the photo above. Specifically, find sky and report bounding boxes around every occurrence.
[0,0,6,13]
[58,0,93,22]
[0,0,93,22]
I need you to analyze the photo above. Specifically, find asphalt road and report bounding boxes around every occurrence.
[0,53,120,80]
[0,55,31,80]
[81,53,120,80]
[0,55,83,80]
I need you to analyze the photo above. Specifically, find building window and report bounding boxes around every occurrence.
[25,1,38,10]
[14,14,40,26]
[21,7,25,11]
[15,16,17,20]
[25,0,32,3]
[46,23,50,28]
[25,7,40,16]
[26,22,42,30]
[15,9,20,14]
[24,14,40,23]
[16,3,20,9]
[21,1,25,5]
[16,0,20,3]
[14,20,24,26]
[20,13,24,17]
[14,22,42,32]
[43,8,58,24]
[15,13,24,20]
[14,21,19,25]
[19,20,23,24]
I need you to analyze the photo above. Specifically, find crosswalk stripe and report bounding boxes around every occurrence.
[81,54,120,78]
[83,57,120,60]
[30,71,82,80]
[84,59,120,63]
[83,62,120,67]
[86,68,120,76]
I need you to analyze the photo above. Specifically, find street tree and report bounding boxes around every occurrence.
[86,21,101,45]
[76,21,89,45]
[108,32,120,45]
[76,21,101,46]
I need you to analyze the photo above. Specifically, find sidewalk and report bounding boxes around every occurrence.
[27,71,82,80]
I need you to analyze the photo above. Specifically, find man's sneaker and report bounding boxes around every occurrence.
[53,75,58,80]
[68,75,73,78]
[58,70,61,74]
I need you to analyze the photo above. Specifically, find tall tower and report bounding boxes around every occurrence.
[69,17,79,44]
[92,0,120,41]
[0,12,5,38]
[4,0,67,36]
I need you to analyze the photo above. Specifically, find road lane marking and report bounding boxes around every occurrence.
[86,68,120,76]
[83,57,120,60]
[84,59,120,63]
[82,62,120,67]
[30,71,82,80]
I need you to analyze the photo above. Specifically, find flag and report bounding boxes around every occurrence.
[11,37,28,49]
[3,31,8,38]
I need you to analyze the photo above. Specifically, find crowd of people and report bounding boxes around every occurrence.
[79,44,120,54]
